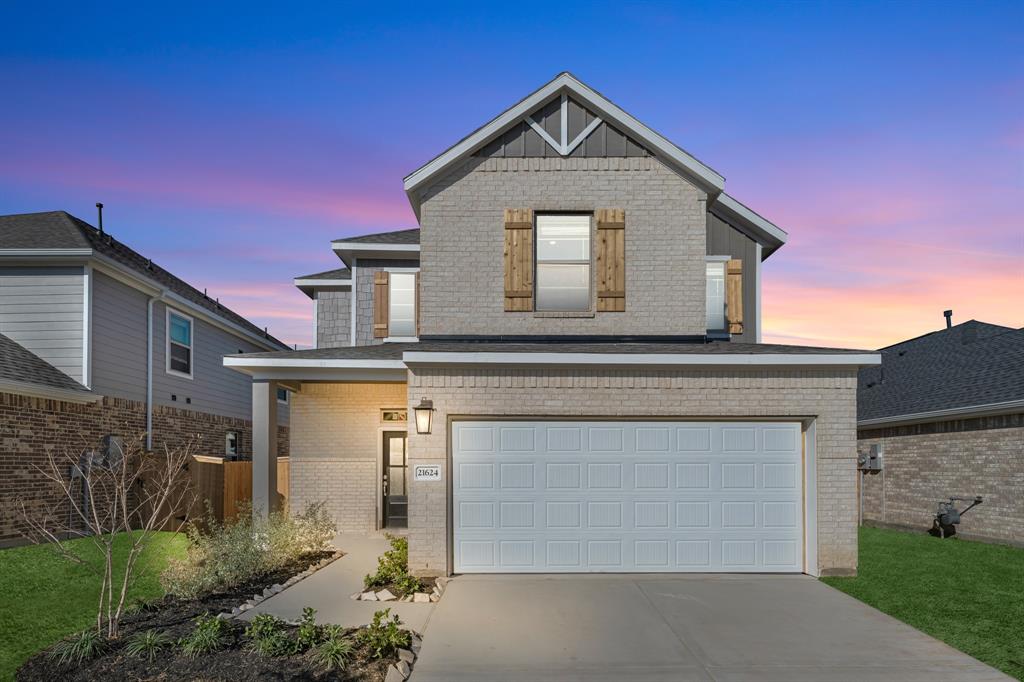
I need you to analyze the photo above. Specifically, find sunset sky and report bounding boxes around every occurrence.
[1,1,1021,349]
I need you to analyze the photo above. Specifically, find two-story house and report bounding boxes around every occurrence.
[0,210,290,544]
[227,73,880,577]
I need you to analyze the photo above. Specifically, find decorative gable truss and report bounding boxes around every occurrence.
[477,93,650,159]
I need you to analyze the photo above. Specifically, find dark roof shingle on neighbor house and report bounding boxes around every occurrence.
[858,320,1024,422]
[295,267,351,281]
[0,333,92,394]
[332,228,420,245]
[0,211,288,349]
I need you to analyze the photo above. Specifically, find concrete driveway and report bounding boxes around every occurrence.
[412,574,1008,681]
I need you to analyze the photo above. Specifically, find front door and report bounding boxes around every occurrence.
[383,431,409,528]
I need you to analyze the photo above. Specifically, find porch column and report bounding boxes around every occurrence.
[252,379,279,518]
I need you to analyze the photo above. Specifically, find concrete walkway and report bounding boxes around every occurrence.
[240,533,434,633]
[411,574,1009,682]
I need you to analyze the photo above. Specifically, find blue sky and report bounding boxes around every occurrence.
[1,1,1021,347]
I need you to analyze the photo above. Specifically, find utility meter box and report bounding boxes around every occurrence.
[857,444,883,471]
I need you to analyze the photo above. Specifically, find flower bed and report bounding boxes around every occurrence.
[17,551,420,681]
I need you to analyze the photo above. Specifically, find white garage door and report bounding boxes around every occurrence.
[453,421,804,573]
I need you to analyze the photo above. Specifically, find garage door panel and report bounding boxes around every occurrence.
[453,421,803,573]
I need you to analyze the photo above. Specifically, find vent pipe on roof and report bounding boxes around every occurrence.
[944,310,953,329]
[96,202,104,234]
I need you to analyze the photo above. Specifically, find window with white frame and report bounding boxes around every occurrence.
[167,309,193,377]
[225,431,239,458]
[536,214,591,312]
[388,272,417,337]
[277,387,289,403]
[706,261,726,331]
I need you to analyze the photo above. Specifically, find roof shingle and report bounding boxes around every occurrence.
[0,333,92,394]
[332,228,420,245]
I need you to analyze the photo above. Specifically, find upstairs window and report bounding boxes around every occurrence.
[535,214,591,312]
[277,387,289,403]
[167,309,193,378]
[388,272,417,337]
[706,261,726,331]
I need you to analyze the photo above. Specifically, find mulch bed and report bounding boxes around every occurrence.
[365,576,437,599]
[17,551,407,681]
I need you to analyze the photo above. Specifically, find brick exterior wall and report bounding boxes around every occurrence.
[405,367,860,577]
[287,382,407,531]
[315,289,352,348]
[0,391,289,544]
[416,156,708,336]
[858,418,1024,544]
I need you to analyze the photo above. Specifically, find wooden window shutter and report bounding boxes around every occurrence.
[503,208,534,312]
[595,208,626,312]
[726,258,743,334]
[373,271,389,338]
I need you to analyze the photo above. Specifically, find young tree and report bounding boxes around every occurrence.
[20,433,197,638]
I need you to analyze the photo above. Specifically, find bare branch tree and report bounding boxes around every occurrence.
[19,432,198,638]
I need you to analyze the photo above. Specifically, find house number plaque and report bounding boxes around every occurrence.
[413,465,442,481]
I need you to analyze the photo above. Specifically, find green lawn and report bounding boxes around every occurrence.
[823,526,1024,680]
[0,532,187,681]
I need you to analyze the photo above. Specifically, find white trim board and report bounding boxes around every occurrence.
[294,278,351,288]
[402,351,881,367]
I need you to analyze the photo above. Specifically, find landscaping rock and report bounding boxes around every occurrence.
[398,648,415,664]
[413,592,431,603]
[397,659,411,678]
[432,585,442,597]
[217,612,232,620]
[410,634,422,654]
[430,593,440,603]
[262,588,273,598]
[360,591,378,601]
[239,603,251,612]
[436,576,449,588]
[231,607,242,616]
[271,584,284,594]
[376,589,397,602]
[401,595,413,602]
[384,664,406,682]
[350,592,361,600]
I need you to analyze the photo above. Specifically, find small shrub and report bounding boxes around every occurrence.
[364,535,421,595]
[245,613,297,657]
[179,613,230,659]
[357,608,410,659]
[311,634,354,672]
[296,607,323,651]
[162,501,336,599]
[124,629,173,661]
[48,629,108,666]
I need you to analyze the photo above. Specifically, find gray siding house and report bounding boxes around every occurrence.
[229,73,880,578]
[0,210,290,544]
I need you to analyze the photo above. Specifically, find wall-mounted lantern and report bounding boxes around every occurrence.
[413,398,435,435]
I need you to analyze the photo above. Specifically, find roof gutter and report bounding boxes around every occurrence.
[0,379,102,404]
[402,351,881,368]
[858,399,1024,428]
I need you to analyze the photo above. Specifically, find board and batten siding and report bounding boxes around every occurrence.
[152,300,289,424]
[706,212,759,344]
[0,266,85,383]
[90,270,149,401]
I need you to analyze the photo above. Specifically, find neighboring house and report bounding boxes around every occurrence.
[227,73,880,577]
[0,210,290,545]
[858,317,1024,545]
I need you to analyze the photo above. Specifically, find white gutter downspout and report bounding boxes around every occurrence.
[146,296,155,451]
[350,258,358,347]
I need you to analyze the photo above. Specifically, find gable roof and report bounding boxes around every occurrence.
[332,228,421,245]
[0,332,97,401]
[858,320,1024,424]
[0,211,289,350]
[293,266,351,299]
[403,72,726,211]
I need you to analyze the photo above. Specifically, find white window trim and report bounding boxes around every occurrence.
[534,213,593,314]
[165,307,195,380]
[385,267,420,342]
[277,386,289,404]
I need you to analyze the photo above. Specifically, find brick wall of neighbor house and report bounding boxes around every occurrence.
[405,367,860,577]
[0,391,289,545]
[288,382,407,531]
[858,417,1024,544]
[316,290,352,348]
[417,156,708,337]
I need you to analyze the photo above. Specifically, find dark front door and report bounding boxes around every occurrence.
[383,431,408,528]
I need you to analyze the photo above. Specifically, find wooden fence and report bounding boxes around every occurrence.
[191,456,289,523]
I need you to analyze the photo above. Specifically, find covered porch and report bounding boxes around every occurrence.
[225,350,414,533]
